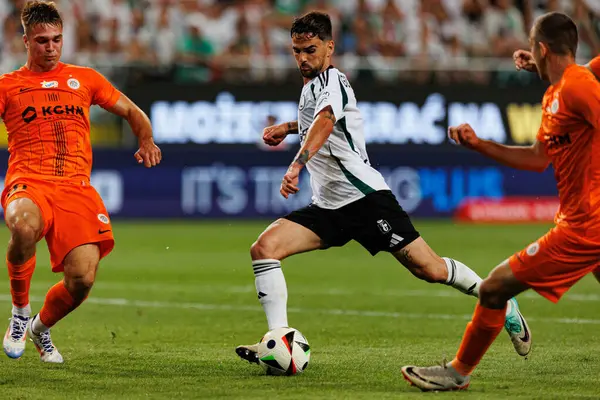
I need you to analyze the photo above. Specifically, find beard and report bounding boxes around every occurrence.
[299,63,322,79]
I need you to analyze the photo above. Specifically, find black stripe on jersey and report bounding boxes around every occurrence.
[317,73,324,88]
[53,121,68,176]
[310,83,316,100]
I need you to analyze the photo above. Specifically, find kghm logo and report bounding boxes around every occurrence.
[21,106,36,123]
[21,104,84,123]
[547,133,571,148]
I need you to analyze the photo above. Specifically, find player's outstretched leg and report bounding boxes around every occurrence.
[236,219,322,365]
[401,261,529,391]
[393,238,531,357]
[29,244,100,363]
[3,198,43,359]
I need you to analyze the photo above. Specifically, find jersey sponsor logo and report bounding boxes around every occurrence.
[41,80,58,88]
[21,104,85,123]
[377,219,391,233]
[97,213,110,224]
[67,78,80,90]
[21,106,37,123]
[545,133,571,148]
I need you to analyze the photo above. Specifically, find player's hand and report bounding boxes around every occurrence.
[263,124,288,146]
[280,167,300,199]
[135,137,162,168]
[448,123,481,149]
[513,49,537,72]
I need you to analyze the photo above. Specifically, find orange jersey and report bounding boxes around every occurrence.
[538,58,600,231]
[0,62,121,183]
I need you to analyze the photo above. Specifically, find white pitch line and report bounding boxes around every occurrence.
[25,282,600,303]
[1,294,599,325]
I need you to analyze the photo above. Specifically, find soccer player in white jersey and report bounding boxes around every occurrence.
[235,11,531,365]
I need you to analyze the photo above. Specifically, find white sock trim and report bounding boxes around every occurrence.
[31,314,48,334]
[12,304,31,317]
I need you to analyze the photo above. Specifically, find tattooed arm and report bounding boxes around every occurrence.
[280,106,336,198]
[285,121,299,134]
[263,121,298,146]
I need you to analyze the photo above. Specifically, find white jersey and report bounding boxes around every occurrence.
[297,67,389,209]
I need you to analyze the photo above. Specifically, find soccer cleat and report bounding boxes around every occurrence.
[401,363,470,392]
[3,314,29,359]
[27,316,63,363]
[504,298,532,357]
[235,343,260,364]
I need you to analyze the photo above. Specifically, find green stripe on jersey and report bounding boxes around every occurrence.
[339,117,356,153]
[330,151,375,195]
[338,76,348,109]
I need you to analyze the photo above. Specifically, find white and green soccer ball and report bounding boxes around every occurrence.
[258,327,310,376]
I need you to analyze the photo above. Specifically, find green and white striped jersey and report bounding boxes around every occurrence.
[297,67,389,209]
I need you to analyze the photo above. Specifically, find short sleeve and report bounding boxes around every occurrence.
[588,56,600,80]
[564,73,600,130]
[313,69,346,121]
[88,69,121,108]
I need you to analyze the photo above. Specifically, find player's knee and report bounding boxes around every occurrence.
[8,219,40,248]
[479,279,509,308]
[65,271,96,299]
[250,237,279,260]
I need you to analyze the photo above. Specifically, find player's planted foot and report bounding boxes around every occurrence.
[401,363,470,392]
[27,315,63,363]
[504,298,532,356]
[3,314,29,359]
[235,343,260,364]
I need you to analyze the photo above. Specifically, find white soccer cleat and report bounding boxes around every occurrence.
[401,364,470,392]
[504,298,532,357]
[235,343,260,364]
[3,314,29,359]
[27,317,63,363]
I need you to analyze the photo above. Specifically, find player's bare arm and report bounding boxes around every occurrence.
[105,94,162,168]
[514,49,600,79]
[263,121,298,146]
[449,123,549,172]
[280,107,335,198]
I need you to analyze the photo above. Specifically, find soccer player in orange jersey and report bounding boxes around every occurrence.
[401,12,600,390]
[1,1,161,363]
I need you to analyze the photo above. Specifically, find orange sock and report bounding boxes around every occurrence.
[451,302,507,376]
[39,282,78,329]
[7,255,36,308]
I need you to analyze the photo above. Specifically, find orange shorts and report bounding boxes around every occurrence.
[509,226,600,303]
[1,177,115,272]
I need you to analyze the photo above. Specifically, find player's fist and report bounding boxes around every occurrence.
[280,167,300,199]
[135,137,162,168]
[263,124,288,146]
[513,49,537,72]
[448,124,480,149]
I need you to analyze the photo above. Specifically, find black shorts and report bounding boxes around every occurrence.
[284,190,420,256]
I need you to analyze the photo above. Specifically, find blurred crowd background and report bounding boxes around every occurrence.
[0,0,598,84]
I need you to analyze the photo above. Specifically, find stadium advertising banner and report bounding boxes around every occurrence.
[0,149,557,219]
[126,81,549,147]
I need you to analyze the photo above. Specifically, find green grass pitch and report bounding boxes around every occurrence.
[1,220,599,399]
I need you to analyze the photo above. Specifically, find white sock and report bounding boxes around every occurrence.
[253,259,288,330]
[31,314,48,334]
[442,257,482,298]
[12,304,31,318]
